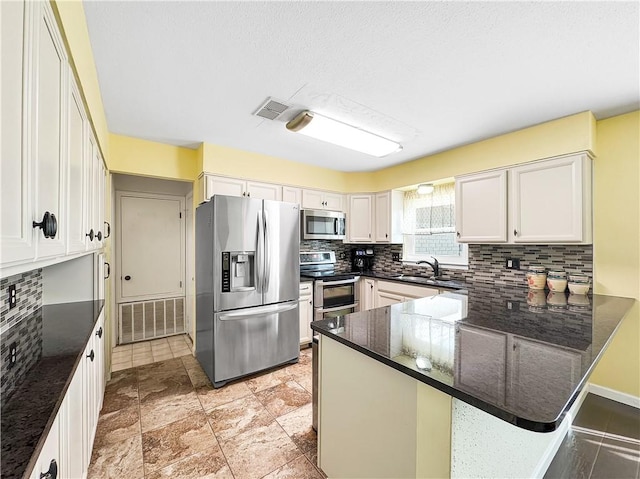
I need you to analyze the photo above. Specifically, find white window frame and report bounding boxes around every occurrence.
[402,234,469,268]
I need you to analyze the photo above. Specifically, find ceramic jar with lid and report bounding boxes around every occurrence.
[547,291,568,310]
[547,270,567,292]
[568,274,591,295]
[526,266,547,290]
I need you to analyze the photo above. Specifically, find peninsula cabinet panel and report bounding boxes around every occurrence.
[33,1,68,260]
[455,170,508,243]
[455,325,508,406]
[299,282,313,345]
[508,337,582,421]
[0,0,35,266]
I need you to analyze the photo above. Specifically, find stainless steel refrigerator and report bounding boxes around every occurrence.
[195,195,300,388]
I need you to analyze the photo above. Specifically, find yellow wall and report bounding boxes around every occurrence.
[589,111,640,397]
[201,143,349,191]
[51,0,109,159]
[365,111,596,192]
[109,134,198,182]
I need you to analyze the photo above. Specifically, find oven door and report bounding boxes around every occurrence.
[315,302,359,322]
[314,278,358,309]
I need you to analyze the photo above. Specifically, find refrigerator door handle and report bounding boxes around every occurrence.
[218,301,298,320]
[263,209,271,292]
[256,209,264,293]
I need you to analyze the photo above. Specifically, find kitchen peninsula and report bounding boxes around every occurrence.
[311,284,635,478]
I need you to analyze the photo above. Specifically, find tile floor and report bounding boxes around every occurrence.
[90,342,323,479]
[111,335,194,371]
[545,393,640,479]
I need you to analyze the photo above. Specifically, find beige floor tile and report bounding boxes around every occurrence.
[113,344,133,352]
[276,403,316,453]
[132,342,152,352]
[132,356,154,367]
[151,346,173,355]
[145,447,233,479]
[112,361,133,372]
[207,395,273,441]
[103,370,139,414]
[181,354,200,370]
[255,381,312,417]
[132,351,153,360]
[88,434,144,479]
[197,380,252,412]
[172,349,192,359]
[244,367,292,393]
[93,404,141,449]
[186,366,212,389]
[137,358,185,382]
[149,338,169,347]
[112,353,133,365]
[142,411,217,472]
[262,455,323,479]
[218,421,300,479]
[140,390,203,433]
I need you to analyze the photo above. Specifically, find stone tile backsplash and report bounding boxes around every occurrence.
[0,269,42,333]
[0,268,44,402]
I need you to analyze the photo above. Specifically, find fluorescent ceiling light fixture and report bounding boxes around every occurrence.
[286,111,402,157]
[417,184,434,195]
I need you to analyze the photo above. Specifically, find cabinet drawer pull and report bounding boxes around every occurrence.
[86,350,95,362]
[104,221,111,239]
[33,212,57,239]
[105,262,111,279]
[40,459,57,479]
[86,229,94,241]
[96,327,103,338]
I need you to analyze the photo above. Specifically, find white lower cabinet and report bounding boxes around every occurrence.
[299,282,313,345]
[29,414,60,479]
[374,280,439,308]
[361,279,376,310]
[29,311,105,479]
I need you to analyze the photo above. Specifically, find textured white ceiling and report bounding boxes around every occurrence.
[83,1,639,172]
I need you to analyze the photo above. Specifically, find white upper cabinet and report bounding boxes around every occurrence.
[455,170,508,243]
[33,1,68,259]
[510,154,591,243]
[1,0,34,266]
[67,74,87,254]
[200,174,282,201]
[348,194,374,242]
[455,153,592,244]
[282,186,302,205]
[245,180,282,201]
[302,189,344,211]
[374,190,403,243]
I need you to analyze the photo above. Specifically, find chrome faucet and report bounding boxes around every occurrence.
[416,257,440,278]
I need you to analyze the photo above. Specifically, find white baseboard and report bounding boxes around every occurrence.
[588,383,640,409]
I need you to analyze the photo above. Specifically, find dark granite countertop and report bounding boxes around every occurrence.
[299,272,468,291]
[311,283,634,432]
[1,300,104,479]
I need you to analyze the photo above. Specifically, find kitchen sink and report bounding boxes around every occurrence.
[389,274,465,290]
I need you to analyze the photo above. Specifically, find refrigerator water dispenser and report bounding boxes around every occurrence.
[221,251,255,292]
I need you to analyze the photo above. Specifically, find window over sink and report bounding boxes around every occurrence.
[402,181,468,267]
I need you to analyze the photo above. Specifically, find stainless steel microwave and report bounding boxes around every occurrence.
[301,209,346,240]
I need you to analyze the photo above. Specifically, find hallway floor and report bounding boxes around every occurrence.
[89,347,322,479]
[111,335,194,372]
[544,393,640,478]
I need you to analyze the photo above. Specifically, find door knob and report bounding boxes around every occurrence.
[33,212,57,239]
[124,275,131,281]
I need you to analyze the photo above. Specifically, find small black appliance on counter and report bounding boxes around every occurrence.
[351,247,375,273]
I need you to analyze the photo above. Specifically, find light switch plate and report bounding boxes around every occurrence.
[8,285,17,309]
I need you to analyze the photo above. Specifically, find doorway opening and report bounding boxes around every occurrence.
[114,174,193,344]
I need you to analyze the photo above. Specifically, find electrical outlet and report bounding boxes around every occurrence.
[505,300,520,311]
[505,258,520,270]
[8,285,17,309]
[392,253,402,262]
[9,342,17,368]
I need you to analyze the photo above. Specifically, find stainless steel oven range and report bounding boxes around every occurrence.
[299,251,359,321]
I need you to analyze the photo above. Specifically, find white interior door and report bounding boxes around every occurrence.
[118,194,184,301]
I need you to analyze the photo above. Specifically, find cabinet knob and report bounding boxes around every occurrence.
[514,229,518,236]
[370,284,373,289]
[385,233,388,238]
[368,233,371,238]
[86,350,95,362]
[309,300,312,305]
[96,327,103,338]
[124,275,131,281]
[96,231,102,241]
[242,192,246,197]
[86,229,94,241]
[33,212,57,239]
[247,192,250,197]
[456,231,460,238]
[39,459,57,479]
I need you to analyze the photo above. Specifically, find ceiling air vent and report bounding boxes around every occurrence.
[254,97,290,120]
